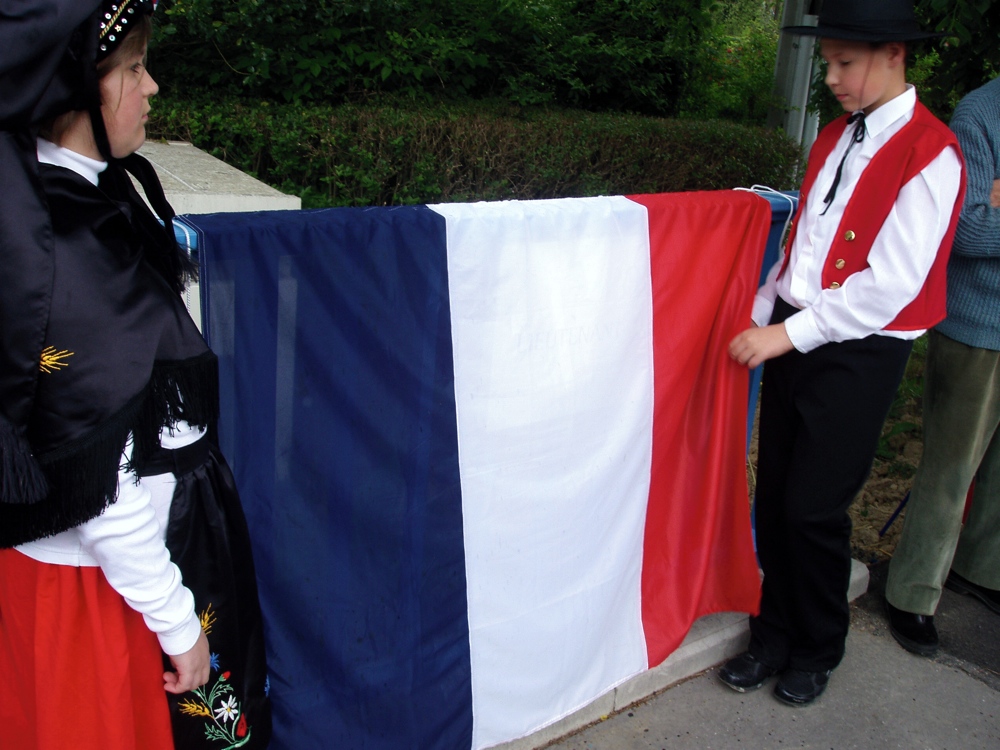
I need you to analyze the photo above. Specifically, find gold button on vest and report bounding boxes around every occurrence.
[844,230,856,241]
[829,282,841,289]
[835,259,846,270]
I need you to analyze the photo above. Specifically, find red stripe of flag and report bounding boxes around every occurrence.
[629,191,768,666]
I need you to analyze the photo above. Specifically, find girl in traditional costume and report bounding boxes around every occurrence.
[0,2,271,747]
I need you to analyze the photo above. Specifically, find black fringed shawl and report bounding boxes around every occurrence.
[0,160,216,548]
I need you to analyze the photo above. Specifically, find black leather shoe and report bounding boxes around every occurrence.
[773,669,831,706]
[717,653,777,693]
[885,599,939,656]
[945,571,1000,615]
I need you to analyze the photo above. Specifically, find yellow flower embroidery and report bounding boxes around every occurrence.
[200,603,217,635]
[39,346,74,374]
[178,698,213,718]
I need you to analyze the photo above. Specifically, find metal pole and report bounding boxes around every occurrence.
[767,0,820,149]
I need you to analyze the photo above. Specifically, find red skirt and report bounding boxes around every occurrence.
[0,548,174,750]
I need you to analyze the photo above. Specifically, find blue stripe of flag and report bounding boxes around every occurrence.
[193,205,473,749]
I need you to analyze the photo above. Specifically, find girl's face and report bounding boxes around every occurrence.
[820,38,905,115]
[100,47,159,159]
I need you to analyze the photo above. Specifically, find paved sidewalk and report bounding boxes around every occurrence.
[542,563,1000,750]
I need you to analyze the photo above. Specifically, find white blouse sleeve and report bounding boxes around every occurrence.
[75,442,202,656]
[751,253,784,327]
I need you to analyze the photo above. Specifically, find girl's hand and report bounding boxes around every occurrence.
[163,630,211,694]
[728,323,794,369]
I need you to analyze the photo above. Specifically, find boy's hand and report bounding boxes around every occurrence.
[729,323,794,369]
[990,179,1000,208]
[164,630,211,694]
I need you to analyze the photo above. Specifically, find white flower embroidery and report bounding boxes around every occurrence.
[214,695,238,723]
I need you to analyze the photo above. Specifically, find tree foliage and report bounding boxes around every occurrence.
[678,0,781,123]
[916,0,1000,114]
[150,0,712,116]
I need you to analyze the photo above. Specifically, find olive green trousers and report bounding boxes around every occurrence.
[886,330,1000,615]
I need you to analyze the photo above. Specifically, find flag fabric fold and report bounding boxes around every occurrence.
[185,190,769,750]
[630,193,769,666]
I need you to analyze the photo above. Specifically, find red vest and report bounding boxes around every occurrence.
[782,100,965,331]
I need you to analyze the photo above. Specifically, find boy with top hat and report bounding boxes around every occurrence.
[724,0,965,705]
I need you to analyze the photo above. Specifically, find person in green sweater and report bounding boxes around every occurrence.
[886,74,1000,656]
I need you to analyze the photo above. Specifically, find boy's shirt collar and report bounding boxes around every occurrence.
[858,84,916,140]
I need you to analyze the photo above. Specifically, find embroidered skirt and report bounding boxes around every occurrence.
[147,438,272,749]
[0,547,175,750]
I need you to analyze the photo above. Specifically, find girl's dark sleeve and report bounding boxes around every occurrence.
[0,0,99,505]
[0,1,100,126]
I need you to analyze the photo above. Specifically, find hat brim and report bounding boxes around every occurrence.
[782,24,946,42]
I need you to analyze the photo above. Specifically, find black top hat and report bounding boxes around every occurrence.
[784,0,944,42]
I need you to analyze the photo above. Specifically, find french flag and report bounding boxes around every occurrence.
[184,191,768,749]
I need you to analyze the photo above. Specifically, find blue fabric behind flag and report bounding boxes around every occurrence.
[186,206,473,749]
[745,190,799,448]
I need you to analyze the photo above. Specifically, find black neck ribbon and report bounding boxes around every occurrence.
[820,111,866,216]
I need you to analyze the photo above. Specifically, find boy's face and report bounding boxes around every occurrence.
[820,38,906,115]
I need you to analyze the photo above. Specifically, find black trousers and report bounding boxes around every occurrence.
[749,297,912,672]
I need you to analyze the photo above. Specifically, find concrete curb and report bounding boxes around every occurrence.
[494,559,869,750]
[139,141,301,215]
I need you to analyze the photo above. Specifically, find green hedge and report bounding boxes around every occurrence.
[151,0,712,115]
[148,99,802,208]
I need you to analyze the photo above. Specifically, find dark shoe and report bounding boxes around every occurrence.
[885,599,939,656]
[717,653,777,693]
[945,571,1000,615]
[773,669,831,706]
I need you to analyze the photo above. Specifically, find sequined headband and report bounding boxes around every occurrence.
[97,0,157,60]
